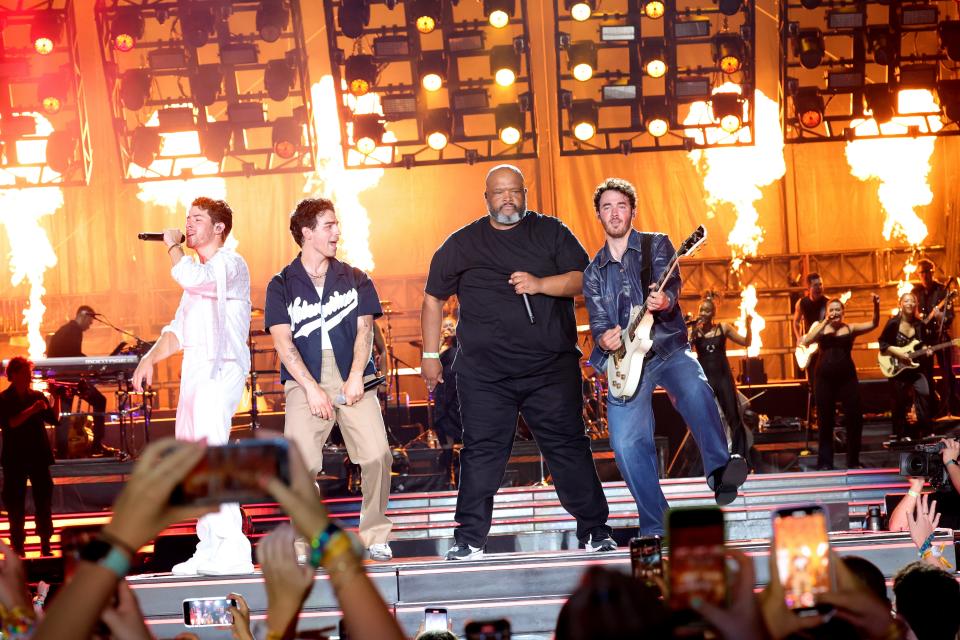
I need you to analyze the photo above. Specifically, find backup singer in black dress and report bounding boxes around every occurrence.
[800,295,880,469]
[689,297,752,460]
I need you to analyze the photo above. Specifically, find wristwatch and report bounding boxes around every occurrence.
[79,537,131,577]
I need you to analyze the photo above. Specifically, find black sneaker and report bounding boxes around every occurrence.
[585,533,618,553]
[444,542,483,561]
[712,454,749,506]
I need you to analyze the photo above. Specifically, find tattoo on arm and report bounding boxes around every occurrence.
[351,317,373,376]
[278,344,317,386]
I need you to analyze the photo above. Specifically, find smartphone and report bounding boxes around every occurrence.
[465,618,511,640]
[667,507,727,612]
[59,524,103,580]
[772,505,835,615]
[170,439,290,506]
[630,535,663,582]
[424,607,449,632]
[182,597,237,626]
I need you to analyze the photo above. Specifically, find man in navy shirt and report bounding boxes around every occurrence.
[265,197,393,561]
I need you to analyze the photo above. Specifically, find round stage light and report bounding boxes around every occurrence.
[421,72,443,92]
[570,1,592,21]
[356,135,377,155]
[573,121,596,141]
[416,15,436,33]
[427,131,449,150]
[645,59,666,78]
[42,96,62,114]
[35,36,54,55]
[495,68,516,87]
[489,9,509,28]
[647,117,668,137]
[644,0,665,19]
[350,78,370,96]
[572,62,593,82]
[499,125,521,145]
[720,113,742,133]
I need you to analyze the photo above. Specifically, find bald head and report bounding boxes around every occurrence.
[484,164,528,226]
[485,164,524,187]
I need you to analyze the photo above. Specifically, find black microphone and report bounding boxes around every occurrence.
[522,293,535,324]
[138,232,185,243]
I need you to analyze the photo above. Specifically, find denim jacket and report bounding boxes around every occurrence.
[583,230,688,370]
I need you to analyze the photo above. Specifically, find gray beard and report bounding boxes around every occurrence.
[489,206,527,225]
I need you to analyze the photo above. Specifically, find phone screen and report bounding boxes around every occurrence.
[424,607,448,632]
[667,507,726,611]
[630,535,663,582]
[465,619,511,640]
[170,439,290,506]
[182,597,237,626]
[772,506,832,611]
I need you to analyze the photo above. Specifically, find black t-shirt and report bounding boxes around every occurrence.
[425,212,588,381]
[0,386,56,468]
[46,321,84,358]
[797,296,827,332]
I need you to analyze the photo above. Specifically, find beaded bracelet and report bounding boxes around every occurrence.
[308,522,344,569]
[917,532,936,557]
[1,605,37,640]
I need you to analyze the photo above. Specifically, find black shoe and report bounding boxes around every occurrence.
[815,464,835,471]
[585,532,618,553]
[444,543,483,561]
[711,455,748,506]
[40,543,52,557]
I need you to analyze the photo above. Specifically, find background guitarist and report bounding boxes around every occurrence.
[583,178,748,537]
[879,292,933,443]
[912,258,958,417]
[792,273,827,423]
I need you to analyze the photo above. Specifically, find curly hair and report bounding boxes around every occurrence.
[289,198,335,247]
[191,197,233,239]
[593,177,637,212]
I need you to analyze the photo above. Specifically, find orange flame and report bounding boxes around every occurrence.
[839,290,852,304]
[735,284,764,357]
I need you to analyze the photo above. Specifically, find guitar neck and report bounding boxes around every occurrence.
[627,253,680,335]
[909,339,959,358]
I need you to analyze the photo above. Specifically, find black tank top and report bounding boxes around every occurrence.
[798,296,827,331]
[817,330,856,379]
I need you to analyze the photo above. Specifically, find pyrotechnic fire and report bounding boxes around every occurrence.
[839,290,852,304]
[303,76,385,272]
[0,113,63,359]
[735,284,764,357]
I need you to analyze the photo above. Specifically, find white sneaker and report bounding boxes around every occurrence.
[196,558,255,576]
[171,556,203,576]
[367,543,393,561]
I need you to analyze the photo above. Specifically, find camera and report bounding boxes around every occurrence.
[899,442,949,489]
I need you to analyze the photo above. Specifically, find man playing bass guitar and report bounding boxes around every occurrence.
[582,178,748,536]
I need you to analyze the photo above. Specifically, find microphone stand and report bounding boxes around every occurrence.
[92,316,153,355]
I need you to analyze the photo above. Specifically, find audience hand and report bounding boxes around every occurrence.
[227,592,253,640]
[100,580,152,640]
[906,493,940,550]
[0,540,31,612]
[693,549,767,639]
[816,553,896,640]
[941,438,959,465]
[759,547,825,639]
[257,524,315,639]
[262,441,329,540]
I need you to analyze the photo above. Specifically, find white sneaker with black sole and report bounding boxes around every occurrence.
[368,543,393,561]
[585,534,618,553]
[444,542,483,560]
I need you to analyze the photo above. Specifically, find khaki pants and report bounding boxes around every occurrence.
[284,350,393,546]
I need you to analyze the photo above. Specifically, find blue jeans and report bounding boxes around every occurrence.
[607,348,730,535]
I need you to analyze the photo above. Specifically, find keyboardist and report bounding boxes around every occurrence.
[46,305,109,456]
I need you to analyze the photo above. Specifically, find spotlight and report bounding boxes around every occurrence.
[795,28,825,70]
[411,0,442,34]
[130,126,161,168]
[345,54,377,96]
[120,69,152,111]
[867,26,896,66]
[189,64,222,107]
[793,87,824,128]
[484,0,514,28]
[938,79,960,121]
[939,21,960,62]
[717,0,742,16]
[272,117,301,159]
[712,33,744,75]
[256,0,289,42]
[46,130,77,174]
[642,97,670,137]
[567,41,597,82]
[199,121,232,162]
[864,84,895,123]
[491,45,520,87]
[419,51,447,92]
[181,6,215,48]
[339,0,370,38]
[424,108,452,150]
[711,92,743,133]
[496,103,524,144]
[643,0,665,18]
[353,114,384,154]
[111,8,145,52]
[31,11,62,55]
[565,0,595,22]
[264,59,294,101]
[570,99,598,141]
[38,74,67,115]
[641,39,667,78]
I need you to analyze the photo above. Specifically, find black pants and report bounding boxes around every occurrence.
[815,373,863,468]
[454,365,611,546]
[80,383,107,447]
[1,463,53,553]
[921,346,958,415]
[892,370,931,437]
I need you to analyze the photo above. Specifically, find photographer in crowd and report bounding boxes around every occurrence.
[889,437,960,533]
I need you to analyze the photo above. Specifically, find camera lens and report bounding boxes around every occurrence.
[909,456,925,475]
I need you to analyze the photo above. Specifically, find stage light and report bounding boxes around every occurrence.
[827,6,865,29]
[111,8,144,52]
[793,87,824,128]
[642,97,670,137]
[939,21,960,62]
[675,16,711,38]
[272,117,301,159]
[374,35,410,59]
[263,59,294,101]
[256,0,289,42]
[199,121,232,162]
[567,41,596,82]
[717,0,741,16]
[120,69,152,111]
[570,100,598,141]
[419,51,446,92]
[864,84,895,123]
[345,54,377,96]
[31,11,62,55]
[382,94,418,119]
[496,103,524,144]
[491,45,520,87]
[189,64,222,107]
[46,130,76,174]
[565,0,595,22]
[795,28,824,70]
[711,92,743,133]
[38,75,67,115]
[643,0,665,18]
[484,0,514,28]
[181,6,215,48]
[642,40,667,78]
[867,26,896,66]
[353,114,384,154]
[712,33,744,75]
[130,126,161,167]
[339,0,370,38]
[601,25,636,41]
[901,4,938,26]
[411,0,441,34]
[938,79,960,121]
[424,108,452,150]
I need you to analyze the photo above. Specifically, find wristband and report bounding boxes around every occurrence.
[918,532,935,557]
[422,352,440,359]
[308,522,343,569]
[167,243,182,253]
[946,458,958,468]
[907,489,921,499]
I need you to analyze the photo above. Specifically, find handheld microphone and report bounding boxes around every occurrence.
[138,232,185,243]
[333,375,386,405]
[522,293,535,324]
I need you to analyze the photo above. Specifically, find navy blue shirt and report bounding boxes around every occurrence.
[264,254,382,384]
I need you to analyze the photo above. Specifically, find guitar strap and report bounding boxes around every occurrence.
[639,232,653,300]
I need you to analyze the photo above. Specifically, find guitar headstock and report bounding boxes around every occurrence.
[677,225,707,258]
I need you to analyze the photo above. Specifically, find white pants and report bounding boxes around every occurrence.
[176,358,251,566]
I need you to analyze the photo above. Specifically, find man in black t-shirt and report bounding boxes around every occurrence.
[793,273,827,426]
[912,258,958,416]
[421,164,613,561]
